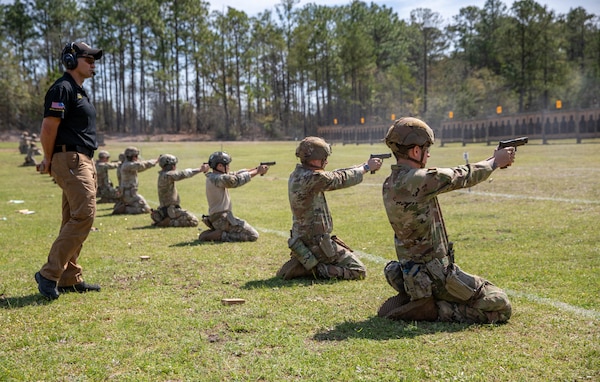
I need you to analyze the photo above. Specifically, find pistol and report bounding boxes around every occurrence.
[498,137,528,150]
[369,153,392,174]
[259,161,275,176]
[498,137,527,169]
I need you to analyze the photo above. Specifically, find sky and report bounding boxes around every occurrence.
[209,0,600,23]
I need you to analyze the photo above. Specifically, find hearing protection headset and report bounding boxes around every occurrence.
[62,42,78,70]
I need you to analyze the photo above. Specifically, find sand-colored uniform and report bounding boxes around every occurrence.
[96,160,120,203]
[152,168,201,227]
[113,159,156,214]
[204,170,258,242]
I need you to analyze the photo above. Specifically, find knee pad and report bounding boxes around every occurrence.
[383,261,404,293]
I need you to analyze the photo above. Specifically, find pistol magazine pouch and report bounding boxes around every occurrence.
[401,262,432,301]
[289,236,319,270]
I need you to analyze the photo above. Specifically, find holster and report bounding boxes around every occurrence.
[202,214,214,230]
[318,233,336,258]
[331,235,352,251]
[444,264,478,302]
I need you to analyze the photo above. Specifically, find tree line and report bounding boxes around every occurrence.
[1,0,598,140]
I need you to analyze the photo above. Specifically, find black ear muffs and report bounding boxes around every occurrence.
[62,42,78,70]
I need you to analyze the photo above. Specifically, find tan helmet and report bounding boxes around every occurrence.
[158,154,178,168]
[295,137,332,163]
[98,150,110,159]
[385,117,435,152]
[124,146,140,159]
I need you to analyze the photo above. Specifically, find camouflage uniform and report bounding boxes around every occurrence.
[116,153,125,188]
[379,117,512,324]
[152,155,201,227]
[112,148,157,215]
[23,143,42,166]
[204,170,259,242]
[276,137,367,280]
[95,152,120,203]
[19,132,31,154]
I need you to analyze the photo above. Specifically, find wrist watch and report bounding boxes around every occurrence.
[363,163,370,172]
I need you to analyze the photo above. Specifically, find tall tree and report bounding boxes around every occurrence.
[503,0,556,112]
[409,8,447,116]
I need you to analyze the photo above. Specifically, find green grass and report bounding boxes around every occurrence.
[0,139,599,381]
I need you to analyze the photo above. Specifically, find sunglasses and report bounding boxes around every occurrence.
[80,56,95,65]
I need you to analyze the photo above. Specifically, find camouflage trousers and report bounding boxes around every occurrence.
[382,260,511,323]
[112,188,150,215]
[151,205,199,227]
[208,211,258,242]
[277,235,367,280]
[97,185,120,204]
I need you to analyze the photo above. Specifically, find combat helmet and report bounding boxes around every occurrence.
[124,146,140,160]
[385,117,434,151]
[208,151,232,170]
[158,154,178,169]
[295,137,332,164]
[98,150,110,159]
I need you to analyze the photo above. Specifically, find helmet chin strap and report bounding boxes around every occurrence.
[408,156,426,168]
[395,144,427,168]
[303,158,327,170]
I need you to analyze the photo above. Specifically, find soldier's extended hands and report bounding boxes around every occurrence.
[366,157,383,173]
[492,147,516,169]
[256,164,269,176]
[200,163,210,173]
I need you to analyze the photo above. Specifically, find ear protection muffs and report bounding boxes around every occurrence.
[62,42,78,70]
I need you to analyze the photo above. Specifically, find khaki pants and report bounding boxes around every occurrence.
[40,152,96,286]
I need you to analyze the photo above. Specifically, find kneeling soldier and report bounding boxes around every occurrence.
[151,154,209,227]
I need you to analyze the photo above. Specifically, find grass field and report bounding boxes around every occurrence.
[0,138,599,381]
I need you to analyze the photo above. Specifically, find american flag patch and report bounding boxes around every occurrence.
[50,101,65,110]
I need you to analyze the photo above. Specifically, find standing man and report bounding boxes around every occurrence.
[151,154,209,227]
[96,150,121,203]
[35,42,103,300]
[378,117,514,323]
[112,146,157,215]
[275,137,382,280]
[198,151,269,242]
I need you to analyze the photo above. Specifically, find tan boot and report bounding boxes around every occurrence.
[377,293,411,318]
[276,257,313,280]
[198,229,223,242]
[383,296,438,322]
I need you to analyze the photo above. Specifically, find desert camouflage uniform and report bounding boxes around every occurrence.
[281,163,367,280]
[382,162,512,323]
[204,170,258,242]
[113,158,156,214]
[96,161,120,203]
[152,168,201,227]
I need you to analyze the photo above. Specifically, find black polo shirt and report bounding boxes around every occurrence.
[44,72,97,151]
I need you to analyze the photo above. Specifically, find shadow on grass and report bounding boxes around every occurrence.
[0,294,54,309]
[313,317,472,341]
[241,276,339,290]
[129,225,159,230]
[170,239,224,247]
